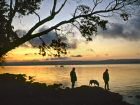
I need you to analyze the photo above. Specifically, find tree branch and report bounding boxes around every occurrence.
[33,11,41,22]
[9,0,18,24]
[26,15,55,36]
[51,0,57,15]
[26,0,68,36]
[23,2,129,43]
[91,0,98,13]
[9,0,13,20]
[105,0,115,10]
[2,0,139,57]
[55,0,67,14]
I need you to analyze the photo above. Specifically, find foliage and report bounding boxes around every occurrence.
[15,0,43,15]
[0,0,139,60]
[38,37,67,57]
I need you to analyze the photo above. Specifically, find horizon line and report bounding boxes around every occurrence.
[3,59,140,66]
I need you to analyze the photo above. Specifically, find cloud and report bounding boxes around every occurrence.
[104,53,109,56]
[16,29,27,38]
[24,53,31,56]
[21,43,31,48]
[87,49,95,52]
[30,26,58,47]
[15,27,60,48]
[99,16,140,41]
[66,39,78,49]
[15,26,79,49]
[47,57,70,61]
[71,55,82,57]
[30,26,79,49]
[136,52,140,55]
[15,29,33,48]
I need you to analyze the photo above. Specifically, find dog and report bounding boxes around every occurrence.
[89,80,99,87]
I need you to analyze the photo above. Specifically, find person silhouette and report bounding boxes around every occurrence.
[70,67,77,88]
[103,68,110,90]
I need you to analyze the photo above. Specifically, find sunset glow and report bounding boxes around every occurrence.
[6,35,140,62]
[5,0,140,62]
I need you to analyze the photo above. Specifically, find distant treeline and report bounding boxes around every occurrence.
[3,59,140,66]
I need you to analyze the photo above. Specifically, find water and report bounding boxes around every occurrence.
[0,64,140,105]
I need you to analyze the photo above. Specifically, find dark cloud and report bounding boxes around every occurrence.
[104,53,109,56]
[16,29,26,38]
[47,57,70,61]
[99,16,140,41]
[15,27,59,48]
[71,55,82,57]
[30,26,78,49]
[66,39,78,49]
[30,26,58,47]
[16,29,32,48]
[15,26,79,49]
[24,53,31,56]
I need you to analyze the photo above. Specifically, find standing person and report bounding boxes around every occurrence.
[103,68,110,90]
[70,67,77,88]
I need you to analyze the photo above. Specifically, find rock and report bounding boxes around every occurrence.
[0,73,133,105]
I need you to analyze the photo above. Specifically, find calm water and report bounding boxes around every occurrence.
[0,64,140,105]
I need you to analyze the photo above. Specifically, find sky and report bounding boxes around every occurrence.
[6,0,140,62]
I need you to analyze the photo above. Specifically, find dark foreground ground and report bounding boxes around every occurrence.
[0,73,133,105]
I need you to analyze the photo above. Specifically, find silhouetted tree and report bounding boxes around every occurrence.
[0,0,139,61]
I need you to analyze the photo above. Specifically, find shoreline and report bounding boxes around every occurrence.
[0,73,133,105]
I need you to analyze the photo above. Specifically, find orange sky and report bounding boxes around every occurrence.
[6,35,140,62]
[6,1,140,62]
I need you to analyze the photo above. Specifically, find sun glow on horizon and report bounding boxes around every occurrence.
[5,0,140,62]
[6,35,140,62]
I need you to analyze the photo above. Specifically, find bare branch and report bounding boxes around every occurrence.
[91,0,98,13]
[26,0,68,36]
[26,15,56,36]
[9,0,13,18]
[73,7,78,17]
[33,11,41,22]
[96,13,114,17]
[92,0,96,5]
[51,0,57,15]
[55,0,67,14]
[71,21,80,30]
[105,0,115,10]
[24,2,130,41]
[2,0,140,57]
[91,0,104,13]
[8,0,18,24]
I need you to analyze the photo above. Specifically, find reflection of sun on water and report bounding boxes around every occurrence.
[1,64,140,98]
[1,64,140,92]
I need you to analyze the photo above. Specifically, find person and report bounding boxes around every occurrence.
[70,67,77,88]
[103,68,110,90]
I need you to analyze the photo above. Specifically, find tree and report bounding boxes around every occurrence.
[0,0,139,61]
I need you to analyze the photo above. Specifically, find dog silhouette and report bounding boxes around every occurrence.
[89,80,99,87]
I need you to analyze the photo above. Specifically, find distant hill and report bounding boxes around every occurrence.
[3,59,140,66]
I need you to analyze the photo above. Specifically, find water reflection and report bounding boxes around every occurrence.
[0,64,140,92]
[0,64,140,105]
